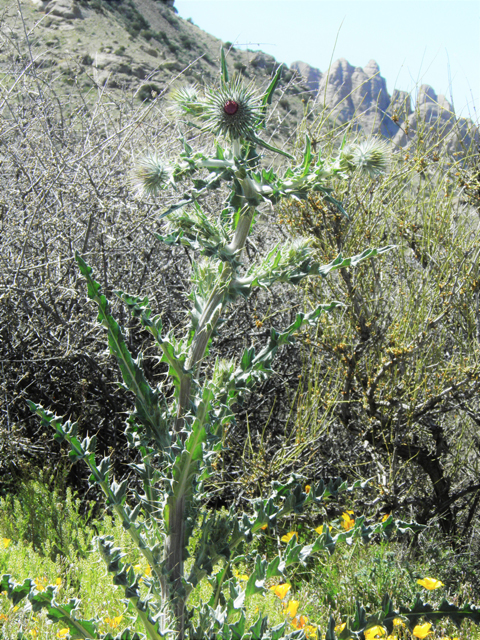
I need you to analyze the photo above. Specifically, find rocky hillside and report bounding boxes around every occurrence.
[3,0,476,154]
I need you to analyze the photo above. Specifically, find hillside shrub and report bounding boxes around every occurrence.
[138,83,161,102]
[274,126,480,541]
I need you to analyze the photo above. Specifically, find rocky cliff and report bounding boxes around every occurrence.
[291,59,476,153]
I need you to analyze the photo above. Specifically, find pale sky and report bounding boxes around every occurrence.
[175,0,480,122]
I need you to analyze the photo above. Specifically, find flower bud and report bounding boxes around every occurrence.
[131,154,171,197]
[203,78,262,140]
[341,139,390,178]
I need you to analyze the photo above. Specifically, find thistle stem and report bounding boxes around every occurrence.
[167,205,255,639]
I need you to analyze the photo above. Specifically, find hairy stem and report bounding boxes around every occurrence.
[167,205,255,639]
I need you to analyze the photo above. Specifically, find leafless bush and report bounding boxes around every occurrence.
[0,21,305,500]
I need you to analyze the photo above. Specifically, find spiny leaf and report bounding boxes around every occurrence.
[76,253,169,449]
[324,616,337,640]
[220,46,229,83]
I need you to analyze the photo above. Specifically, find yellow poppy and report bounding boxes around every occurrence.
[364,625,386,639]
[393,618,405,627]
[260,524,268,530]
[335,622,346,632]
[56,630,69,638]
[283,600,299,617]
[305,485,311,493]
[315,524,331,534]
[412,622,432,638]
[1,539,11,549]
[281,531,298,543]
[340,511,355,531]
[305,624,318,638]
[382,513,391,522]
[105,615,123,629]
[291,615,308,629]
[269,583,291,599]
[417,577,444,590]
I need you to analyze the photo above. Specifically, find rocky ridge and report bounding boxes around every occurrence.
[292,59,476,153]
[10,0,478,154]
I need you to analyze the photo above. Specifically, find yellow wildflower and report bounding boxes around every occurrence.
[340,511,355,531]
[305,485,311,494]
[367,626,387,639]
[34,578,46,592]
[56,577,62,587]
[382,513,391,522]
[104,615,123,629]
[233,569,249,582]
[269,583,291,599]
[57,630,69,638]
[412,622,432,638]
[260,524,268,530]
[334,622,346,633]
[291,615,308,629]
[1,539,11,549]
[281,531,298,543]
[393,618,405,627]
[315,524,331,535]
[144,565,152,577]
[283,600,299,617]
[417,577,444,590]
[305,624,318,638]
[28,631,38,638]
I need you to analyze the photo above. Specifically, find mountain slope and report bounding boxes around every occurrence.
[3,0,476,155]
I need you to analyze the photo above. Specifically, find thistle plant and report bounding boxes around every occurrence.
[2,52,480,640]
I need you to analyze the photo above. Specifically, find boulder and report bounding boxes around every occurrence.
[31,0,82,19]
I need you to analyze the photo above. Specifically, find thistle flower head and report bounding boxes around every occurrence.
[341,139,390,178]
[169,84,205,118]
[202,78,262,140]
[131,153,171,197]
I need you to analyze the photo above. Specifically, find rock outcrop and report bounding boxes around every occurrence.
[290,58,477,152]
[31,0,82,19]
[291,60,322,92]
[392,85,475,154]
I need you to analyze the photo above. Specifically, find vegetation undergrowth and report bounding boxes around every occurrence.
[1,491,477,639]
